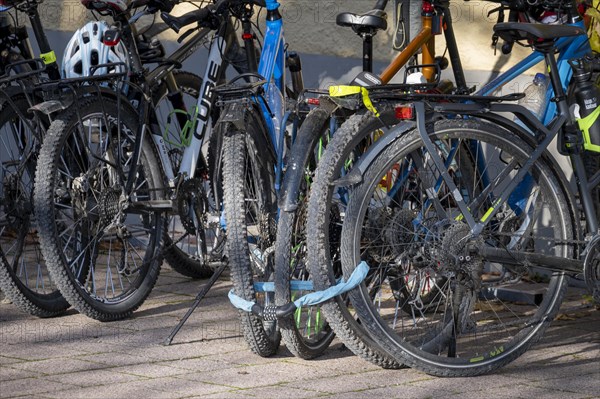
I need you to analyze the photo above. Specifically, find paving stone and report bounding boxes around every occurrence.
[286,369,424,395]
[9,358,107,376]
[496,384,593,399]
[107,363,194,379]
[320,384,456,399]
[202,350,287,367]
[526,373,600,397]
[144,376,235,396]
[42,368,145,387]
[0,366,39,381]
[0,377,78,398]
[176,360,326,389]
[218,384,326,398]
[41,385,182,399]
[409,373,519,394]
[74,351,147,367]
[1,281,597,399]
[0,356,27,365]
[159,356,237,372]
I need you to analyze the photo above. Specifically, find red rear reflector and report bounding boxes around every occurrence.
[103,39,120,47]
[242,33,253,40]
[395,105,414,120]
[307,98,320,106]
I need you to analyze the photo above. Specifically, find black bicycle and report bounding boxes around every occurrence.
[324,21,599,376]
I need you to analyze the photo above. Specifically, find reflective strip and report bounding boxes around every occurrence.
[40,51,57,65]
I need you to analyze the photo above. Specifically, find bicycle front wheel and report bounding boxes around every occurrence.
[220,112,280,356]
[341,118,574,376]
[274,108,336,359]
[35,96,165,321]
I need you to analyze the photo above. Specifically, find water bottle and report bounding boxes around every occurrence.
[516,73,548,121]
[510,74,548,216]
[570,57,600,153]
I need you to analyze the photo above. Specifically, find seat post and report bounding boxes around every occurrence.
[363,34,374,73]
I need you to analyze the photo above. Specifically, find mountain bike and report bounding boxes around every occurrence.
[303,0,598,368]
[254,0,475,362]
[333,20,599,376]
[33,0,261,321]
[0,0,69,318]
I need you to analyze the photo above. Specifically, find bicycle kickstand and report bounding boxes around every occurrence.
[163,262,228,346]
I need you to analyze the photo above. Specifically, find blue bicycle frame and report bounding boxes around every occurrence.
[254,0,293,191]
[478,19,590,124]
[378,19,592,230]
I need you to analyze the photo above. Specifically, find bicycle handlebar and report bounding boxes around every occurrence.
[161,0,266,34]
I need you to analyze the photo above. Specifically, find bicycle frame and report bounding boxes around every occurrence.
[143,15,242,183]
[478,19,590,125]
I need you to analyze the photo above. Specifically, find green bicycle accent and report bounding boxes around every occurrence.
[162,106,199,148]
[576,106,600,153]
[480,197,503,223]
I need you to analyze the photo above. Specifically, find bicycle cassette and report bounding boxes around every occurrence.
[583,234,600,303]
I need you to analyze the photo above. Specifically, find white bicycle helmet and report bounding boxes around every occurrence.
[62,20,130,79]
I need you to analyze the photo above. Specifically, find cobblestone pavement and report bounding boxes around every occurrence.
[1,266,599,399]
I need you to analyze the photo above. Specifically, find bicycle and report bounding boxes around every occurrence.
[32,0,266,321]
[0,0,71,318]
[245,0,511,363]
[331,19,599,375]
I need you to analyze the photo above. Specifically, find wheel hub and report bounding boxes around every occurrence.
[439,223,484,289]
[583,234,600,303]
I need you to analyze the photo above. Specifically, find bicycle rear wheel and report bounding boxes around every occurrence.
[220,111,280,356]
[306,107,407,369]
[0,95,69,317]
[35,96,165,321]
[341,119,574,376]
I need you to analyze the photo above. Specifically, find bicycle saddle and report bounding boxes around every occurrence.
[336,10,387,35]
[493,23,585,43]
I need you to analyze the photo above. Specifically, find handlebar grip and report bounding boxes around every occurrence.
[161,6,213,33]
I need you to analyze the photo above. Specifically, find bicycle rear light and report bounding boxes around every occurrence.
[395,104,414,120]
[102,29,120,46]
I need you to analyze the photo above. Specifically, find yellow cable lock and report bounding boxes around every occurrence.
[329,85,380,117]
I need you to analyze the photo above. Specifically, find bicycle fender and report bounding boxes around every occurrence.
[333,120,416,188]
[216,101,248,131]
[278,107,331,212]
[28,97,74,116]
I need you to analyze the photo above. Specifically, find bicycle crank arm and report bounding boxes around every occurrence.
[479,247,583,274]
